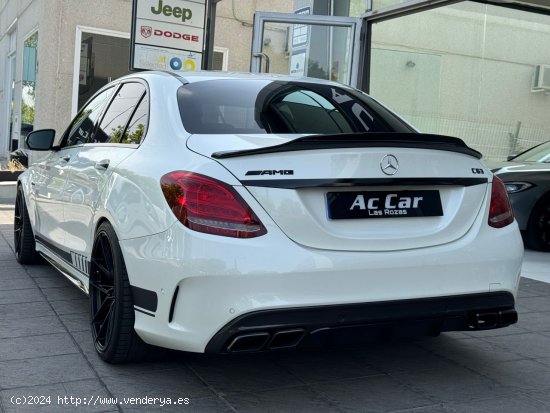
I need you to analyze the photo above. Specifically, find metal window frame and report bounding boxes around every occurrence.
[360,0,461,92]
[359,0,550,92]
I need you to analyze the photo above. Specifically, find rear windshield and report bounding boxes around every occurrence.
[512,141,550,163]
[177,79,414,135]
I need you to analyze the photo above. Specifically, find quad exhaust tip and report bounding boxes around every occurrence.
[226,329,306,353]
[473,309,518,329]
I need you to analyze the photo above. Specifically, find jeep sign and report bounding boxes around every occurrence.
[130,0,207,71]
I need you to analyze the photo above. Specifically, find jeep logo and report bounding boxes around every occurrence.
[151,0,192,23]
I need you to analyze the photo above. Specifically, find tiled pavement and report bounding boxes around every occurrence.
[0,199,550,412]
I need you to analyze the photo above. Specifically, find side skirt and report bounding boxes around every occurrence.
[35,240,90,295]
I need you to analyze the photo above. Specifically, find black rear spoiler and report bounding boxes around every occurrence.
[211,133,482,160]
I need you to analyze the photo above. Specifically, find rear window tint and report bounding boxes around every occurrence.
[177,80,414,135]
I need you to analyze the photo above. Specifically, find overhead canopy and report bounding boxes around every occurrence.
[488,0,550,11]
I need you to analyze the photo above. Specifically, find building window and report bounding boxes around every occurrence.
[213,47,229,70]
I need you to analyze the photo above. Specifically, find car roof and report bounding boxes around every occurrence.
[118,70,346,87]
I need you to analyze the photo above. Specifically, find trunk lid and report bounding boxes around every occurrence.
[187,133,489,252]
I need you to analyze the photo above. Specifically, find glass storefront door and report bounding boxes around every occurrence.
[77,33,131,110]
[251,12,362,87]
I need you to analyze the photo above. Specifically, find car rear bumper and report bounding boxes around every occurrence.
[120,213,523,353]
[205,292,517,353]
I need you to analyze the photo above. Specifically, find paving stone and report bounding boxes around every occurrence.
[224,386,336,413]
[272,348,380,383]
[25,265,61,279]
[34,276,74,289]
[0,276,36,290]
[520,296,550,312]
[527,389,550,407]
[314,375,435,412]
[0,301,55,320]
[481,332,550,359]
[187,355,303,394]
[0,333,78,361]
[0,261,31,271]
[41,286,87,302]
[0,316,65,339]
[519,311,550,332]
[58,312,91,333]
[349,341,456,374]
[393,365,508,403]
[476,359,550,391]
[49,298,89,316]
[0,288,46,305]
[447,395,550,413]
[417,336,523,368]
[0,354,96,389]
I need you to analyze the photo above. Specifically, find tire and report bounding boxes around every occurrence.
[89,221,147,363]
[525,197,550,252]
[14,187,37,264]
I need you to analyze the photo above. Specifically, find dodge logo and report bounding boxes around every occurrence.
[380,154,399,176]
[141,26,152,38]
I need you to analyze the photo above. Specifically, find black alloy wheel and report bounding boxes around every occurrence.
[14,187,37,264]
[89,222,146,363]
[527,198,550,252]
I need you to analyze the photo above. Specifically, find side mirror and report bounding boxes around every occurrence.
[26,129,56,151]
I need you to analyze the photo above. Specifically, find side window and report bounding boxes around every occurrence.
[121,93,149,144]
[96,82,146,144]
[64,87,115,147]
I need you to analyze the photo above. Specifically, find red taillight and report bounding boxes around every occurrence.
[160,171,267,238]
[488,176,514,228]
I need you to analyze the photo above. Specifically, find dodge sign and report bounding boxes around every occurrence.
[130,0,206,72]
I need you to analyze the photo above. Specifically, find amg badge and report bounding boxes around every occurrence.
[245,170,294,176]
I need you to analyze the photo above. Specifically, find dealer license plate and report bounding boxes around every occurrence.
[326,190,443,220]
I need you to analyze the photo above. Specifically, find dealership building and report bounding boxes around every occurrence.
[1,0,550,163]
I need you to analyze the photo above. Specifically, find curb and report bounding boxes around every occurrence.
[0,181,17,202]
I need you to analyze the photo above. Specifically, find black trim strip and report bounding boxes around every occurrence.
[169,286,179,323]
[212,133,483,160]
[132,286,158,313]
[240,177,488,189]
[473,0,550,16]
[134,307,155,317]
[35,235,72,263]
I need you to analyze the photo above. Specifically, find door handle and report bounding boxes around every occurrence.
[252,52,270,73]
[94,159,110,171]
[59,155,71,163]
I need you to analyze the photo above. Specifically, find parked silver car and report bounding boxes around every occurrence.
[493,141,550,251]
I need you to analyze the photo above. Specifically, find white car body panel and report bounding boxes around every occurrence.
[63,144,136,258]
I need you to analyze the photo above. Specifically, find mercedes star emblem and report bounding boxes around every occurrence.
[380,154,399,176]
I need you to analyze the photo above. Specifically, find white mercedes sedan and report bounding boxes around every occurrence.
[15,71,523,363]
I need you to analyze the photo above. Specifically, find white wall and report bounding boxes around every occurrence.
[370,2,550,160]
